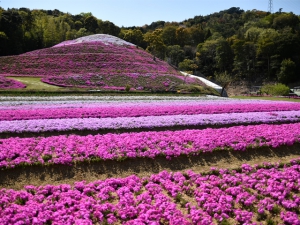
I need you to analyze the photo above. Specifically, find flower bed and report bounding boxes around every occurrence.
[0,76,26,89]
[0,159,299,224]
[1,122,300,168]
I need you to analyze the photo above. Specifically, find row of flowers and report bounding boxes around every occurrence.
[0,159,299,224]
[0,111,299,134]
[1,122,300,168]
[0,101,299,121]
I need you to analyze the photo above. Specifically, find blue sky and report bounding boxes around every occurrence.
[1,0,300,27]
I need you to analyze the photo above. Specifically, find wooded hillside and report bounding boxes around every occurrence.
[0,7,299,84]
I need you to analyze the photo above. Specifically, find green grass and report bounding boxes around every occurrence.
[231,95,300,102]
[7,77,64,91]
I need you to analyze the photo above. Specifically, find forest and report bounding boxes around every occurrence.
[0,6,299,84]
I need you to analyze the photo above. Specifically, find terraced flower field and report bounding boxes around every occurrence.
[0,95,300,224]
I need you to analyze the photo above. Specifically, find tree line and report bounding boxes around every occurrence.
[0,7,300,84]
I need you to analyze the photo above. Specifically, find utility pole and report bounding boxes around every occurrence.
[268,0,273,13]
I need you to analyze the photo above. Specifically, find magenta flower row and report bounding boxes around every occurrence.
[1,122,300,168]
[0,101,299,121]
[0,160,299,224]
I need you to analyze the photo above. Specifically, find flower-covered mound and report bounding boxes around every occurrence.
[0,34,206,91]
[0,160,299,224]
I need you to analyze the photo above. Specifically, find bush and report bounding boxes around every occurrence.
[125,84,131,92]
[260,83,290,96]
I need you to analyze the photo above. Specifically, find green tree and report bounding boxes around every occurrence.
[256,29,278,76]
[76,28,91,38]
[178,59,198,74]
[166,45,185,67]
[278,59,296,84]
[176,27,189,47]
[0,9,23,54]
[231,39,256,78]
[98,20,120,36]
[214,71,233,96]
[186,25,205,45]
[144,29,166,59]
[119,29,144,47]
[74,21,83,30]
[0,31,9,55]
[84,16,98,33]
[161,25,177,46]
[273,13,299,30]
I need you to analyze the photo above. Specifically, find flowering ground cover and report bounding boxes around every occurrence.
[0,159,299,224]
[0,95,300,224]
[0,76,26,89]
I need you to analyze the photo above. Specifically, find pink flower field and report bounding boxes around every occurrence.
[0,95,300,224]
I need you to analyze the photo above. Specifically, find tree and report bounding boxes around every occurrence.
[143,29,166,59]
[231,39,256,78]
[0,9,23,54]
[176,27,189,47]
[178,59,198,74]
[76,28,91,38]
[161,25,177,46]
[278,59,296,84]
[215,39,233,72]
[98,20,120,36]
[256,29,278,76]
[84,16,98,33]
[120,29,145,47]
[186,25,205,46]
[0,31,9,55]
[214,71,233,96]
[273,13,299,30]
[166,45,185,67]
[74,21,83,30]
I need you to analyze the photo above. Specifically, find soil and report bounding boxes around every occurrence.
[1,144,300,190]
[226,81,251,96]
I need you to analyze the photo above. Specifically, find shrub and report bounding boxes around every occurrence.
[125,84,131,92]
[260,83,290,96]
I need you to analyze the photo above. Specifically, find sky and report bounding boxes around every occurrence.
[1,0,300,27]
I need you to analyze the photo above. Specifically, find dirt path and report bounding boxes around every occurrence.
[1,144,300,190]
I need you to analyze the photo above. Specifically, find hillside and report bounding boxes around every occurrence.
[0,34,208,92]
